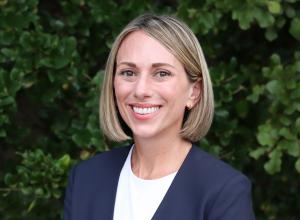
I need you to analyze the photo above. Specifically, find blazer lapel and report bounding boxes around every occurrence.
[151,145,202,220]
[96,146,131,220]
[99,145,203,220]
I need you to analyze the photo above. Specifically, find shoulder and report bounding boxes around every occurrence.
[184,145,254,218]
[71,145,131,180]
[64,146,132,219]
[77,146,130,167]
[190,144,246,178]
[190,146,255,219]
[186,144,251,196]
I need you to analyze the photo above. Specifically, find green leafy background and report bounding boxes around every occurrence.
[1,0,299,219]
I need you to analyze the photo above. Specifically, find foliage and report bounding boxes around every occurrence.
[0,0,299,219]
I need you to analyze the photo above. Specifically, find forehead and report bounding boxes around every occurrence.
[116,30,182,67]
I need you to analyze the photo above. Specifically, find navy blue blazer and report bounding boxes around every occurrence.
[64,145,255,220]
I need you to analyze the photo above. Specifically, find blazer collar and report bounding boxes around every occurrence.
[151,144,199,219]
[107,144,200,220]
[102,146,131,219]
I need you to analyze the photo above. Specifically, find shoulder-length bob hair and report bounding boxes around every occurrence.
[100,14,214,142]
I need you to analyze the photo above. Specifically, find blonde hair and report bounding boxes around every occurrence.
[100,14,214,142]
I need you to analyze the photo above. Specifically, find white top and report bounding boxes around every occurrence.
[113,146,177,220]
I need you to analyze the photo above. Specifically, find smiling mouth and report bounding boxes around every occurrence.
[130,105,161,115]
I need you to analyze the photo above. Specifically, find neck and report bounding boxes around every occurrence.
[131,135,192,180]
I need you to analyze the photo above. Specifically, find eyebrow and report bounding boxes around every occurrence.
[116,62,176,69]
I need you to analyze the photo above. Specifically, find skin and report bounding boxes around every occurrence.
[114,30,200,179]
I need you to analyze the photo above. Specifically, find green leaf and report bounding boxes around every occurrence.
[295,158,300,173]
[1,48,16,58]
[80,150,91,160]
[286,79,296,90]
[232,9,253,30]
[294,61,300,72]
[264,149,282,174]
[72,129,92,147]
[250,148,266,160]
[39,58,52,68]
[215,109,228,118]
[255,10,275,28]
[294,102,300,111]
[187,8,197,18]
[270,54,281,64]
[62,37,77,56]
[285,6,295,18]
[56,154,71,169]
[27,199,36,213]
[296,118,300,133]
[10,68,24,81]
[4,173,14,185]
[247,85,264,103]
[235,100,249,118]
[265,28,278,41]
[0,129,7,137]
[291,88,300,99]
[257,123,278,147]
[52,56,70,69]
[279,128,295,140]
[289,18,300,41]
[0,0,8,6]
[266,80,281,94]
[0,97,15,107]
[267,1,281,14]
[279,116,291,126]
[52,189,62,199]
[278,140,299,157]
[21,187,32,195]
[284,104,296,115]
[257,132,272,146]
[276,17,286,28]
[92,70,104,85]
[34,188,44,197]
[0,115,9,125]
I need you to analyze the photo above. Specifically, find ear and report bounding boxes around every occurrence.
[187,80,201,108]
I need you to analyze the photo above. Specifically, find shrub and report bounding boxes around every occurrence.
[1,0,299,219]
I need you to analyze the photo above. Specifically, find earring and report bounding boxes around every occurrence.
[186,104,192,110]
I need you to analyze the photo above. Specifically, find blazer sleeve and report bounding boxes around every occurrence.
[206,174,256,220]
[63,165,76,220]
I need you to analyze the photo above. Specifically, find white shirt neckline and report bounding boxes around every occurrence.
[128,146,178,182]
[113,145,178,220]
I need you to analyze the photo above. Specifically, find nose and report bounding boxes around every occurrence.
[133,74,152,100]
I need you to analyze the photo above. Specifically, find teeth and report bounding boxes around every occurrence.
[133,106,160,115]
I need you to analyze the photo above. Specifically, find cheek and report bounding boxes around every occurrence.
[114,84,133,122]
[162,85,190,106]
[114,80,129,101]
[113,82,129,119]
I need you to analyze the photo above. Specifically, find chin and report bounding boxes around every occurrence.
[132,128,160,140]
[133,132,156,139]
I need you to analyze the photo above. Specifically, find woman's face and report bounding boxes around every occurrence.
[114,30,199,140]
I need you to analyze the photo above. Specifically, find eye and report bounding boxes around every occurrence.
[118,70,135,77]
[155,71,171,78]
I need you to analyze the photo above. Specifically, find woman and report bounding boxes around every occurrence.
[64,14,255,220]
